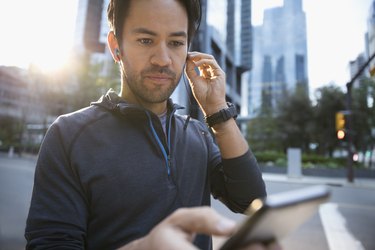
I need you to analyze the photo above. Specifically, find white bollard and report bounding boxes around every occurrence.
[8,146,14,158]
[287,148,302,178]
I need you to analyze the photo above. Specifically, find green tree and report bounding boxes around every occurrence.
[312,85,346,156]
[247,107,282,152]
[351,77,375,166]
[71,53,120,110]
[276,85,314,152]
[28,63,74,116]
[0,116,24,150]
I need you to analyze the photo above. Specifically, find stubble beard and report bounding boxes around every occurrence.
[121,65,180,104]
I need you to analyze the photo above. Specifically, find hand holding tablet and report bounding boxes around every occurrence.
[220,185,331,250]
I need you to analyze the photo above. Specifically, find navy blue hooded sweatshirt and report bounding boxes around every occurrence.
[25,91,266,250]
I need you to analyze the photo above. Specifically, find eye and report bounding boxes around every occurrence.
[169,40,185,48]
[138,38,153,45]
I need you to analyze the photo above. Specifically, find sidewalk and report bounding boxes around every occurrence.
[262,172,375,189]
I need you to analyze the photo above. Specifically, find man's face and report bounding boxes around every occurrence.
[119,0,188,105]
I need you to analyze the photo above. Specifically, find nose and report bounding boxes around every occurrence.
[150,43,172,67]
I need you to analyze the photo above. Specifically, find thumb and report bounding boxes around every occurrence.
[185,56,199,84]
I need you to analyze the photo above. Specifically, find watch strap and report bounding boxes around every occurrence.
[205,102,237,127]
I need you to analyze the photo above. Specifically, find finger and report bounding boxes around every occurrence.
[186,52,224,80]
[164,228,199,250]
[240,241,283,250]
[185,56,199,80]
[167,207,237,236]
[188,62,221,80]
[188,56,221,72]
[198,64,215,79]
[190,59,223,79]
[172,241,199,250]
[240,243,265,250]
[187,52,220,70]
[188,51,215,61]
[267,242,282,250]
[192,58,219,69]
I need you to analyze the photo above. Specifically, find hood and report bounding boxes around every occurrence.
[91,89,184,118]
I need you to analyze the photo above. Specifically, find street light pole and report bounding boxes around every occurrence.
[345,51,375,182]
[345,83,354,182]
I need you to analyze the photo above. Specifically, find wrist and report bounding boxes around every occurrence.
[204,102,238,128]
[209,117,233,132]
[203,102,228,117]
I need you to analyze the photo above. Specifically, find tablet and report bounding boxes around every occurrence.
[219,185,331,250]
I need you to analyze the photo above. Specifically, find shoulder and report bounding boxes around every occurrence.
[44,105,111,149]
[54,105,108,132]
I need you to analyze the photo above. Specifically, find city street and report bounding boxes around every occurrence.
[0,153,35,250]
[1,153,374,250]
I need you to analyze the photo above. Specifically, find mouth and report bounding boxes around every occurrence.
[145,74,174,84]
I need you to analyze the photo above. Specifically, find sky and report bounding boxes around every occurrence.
[0,0,373,91]
[252,0,373,90]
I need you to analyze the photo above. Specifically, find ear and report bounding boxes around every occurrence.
[107,31,121,62]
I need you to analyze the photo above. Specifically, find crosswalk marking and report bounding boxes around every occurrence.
[319,203,365,250]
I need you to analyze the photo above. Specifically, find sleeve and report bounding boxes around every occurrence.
[25,121,88,249]
[210,150,267,213]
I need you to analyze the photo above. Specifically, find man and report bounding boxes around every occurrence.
[25,0,267,249]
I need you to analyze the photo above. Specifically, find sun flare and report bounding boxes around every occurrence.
[30,37,75,73]
[0,0,78,72]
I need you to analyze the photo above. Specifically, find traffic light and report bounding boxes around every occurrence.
[370,66,375,77]
[335,111,346,140]
[337,129,345,140]
[335,111,345,131]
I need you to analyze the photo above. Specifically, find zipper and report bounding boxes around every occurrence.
[146,112,173,177]
[105,98,185,177]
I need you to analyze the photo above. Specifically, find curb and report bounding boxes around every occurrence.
[262,173,375,189]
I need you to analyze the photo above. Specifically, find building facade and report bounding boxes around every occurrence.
[349,53,368,88]
[366,0,375,76]
[249,0,308,116]
[74,0,106,54]
[74,0,113,70]
[0,67,55,150]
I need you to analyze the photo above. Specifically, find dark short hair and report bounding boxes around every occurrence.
[107,0,201,47]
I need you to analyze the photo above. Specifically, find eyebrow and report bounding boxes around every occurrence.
[132,27,187,38]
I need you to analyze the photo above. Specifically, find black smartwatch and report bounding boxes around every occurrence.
[205,102,238,127]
